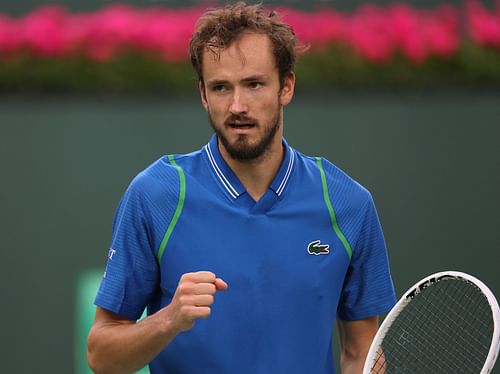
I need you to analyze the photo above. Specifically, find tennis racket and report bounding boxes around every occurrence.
[363,271,500,374]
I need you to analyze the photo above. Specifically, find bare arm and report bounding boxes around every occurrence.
[87,271,228,374]
[337,316,379,374]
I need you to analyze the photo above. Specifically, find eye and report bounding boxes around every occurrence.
[249,81,263,89]
[211,84,227,92]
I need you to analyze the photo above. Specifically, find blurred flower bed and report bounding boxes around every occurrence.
[0,1,499,93]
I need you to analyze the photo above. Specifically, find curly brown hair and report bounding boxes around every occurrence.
[189,2,299,88]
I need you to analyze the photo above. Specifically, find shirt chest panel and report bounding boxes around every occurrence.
[159,183,351,316]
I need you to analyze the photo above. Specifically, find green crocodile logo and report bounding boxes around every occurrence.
[308,240,330,255]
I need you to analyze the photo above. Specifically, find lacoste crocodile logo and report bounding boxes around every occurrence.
[307,240,330,255]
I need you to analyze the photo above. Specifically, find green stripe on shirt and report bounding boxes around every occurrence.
[316,157,353,259]
[157,155,186,263]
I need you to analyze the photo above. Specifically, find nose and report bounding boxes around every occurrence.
[229,89,248,115]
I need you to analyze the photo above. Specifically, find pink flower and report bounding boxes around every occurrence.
[18,6,71,57]
[389,4,428,63]
[348,5,397,63]
[466,0,500,48]
[0,14,20,55]
[281,7,348,50]
[140,8,201,61]
[423,5,460,58]
[0,2,496,64]
[82,4,143,61]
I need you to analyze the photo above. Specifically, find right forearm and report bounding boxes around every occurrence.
[87,307,178,374]
[87,272,228,373]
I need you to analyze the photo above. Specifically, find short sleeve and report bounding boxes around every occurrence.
[337,196,396,320]
[94,179,160,320]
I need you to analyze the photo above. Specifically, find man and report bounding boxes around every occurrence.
[87,2,396,373]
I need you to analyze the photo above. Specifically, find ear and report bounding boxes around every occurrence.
[279,72,295,107]
[199,80,209,112]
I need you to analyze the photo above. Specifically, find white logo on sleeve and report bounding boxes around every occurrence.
[108,248,117,260]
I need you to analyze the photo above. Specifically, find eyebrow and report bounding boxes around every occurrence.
[241,74,269,82]
[206,74,269,86]
[206,79,228,87]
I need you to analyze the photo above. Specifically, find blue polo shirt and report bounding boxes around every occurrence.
[95,134,396,373]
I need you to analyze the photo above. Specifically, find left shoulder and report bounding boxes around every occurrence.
[297,151,373,207]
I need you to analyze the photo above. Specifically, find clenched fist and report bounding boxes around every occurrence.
[167,271,228,333]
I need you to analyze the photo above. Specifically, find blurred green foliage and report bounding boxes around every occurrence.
[1,45,499,93]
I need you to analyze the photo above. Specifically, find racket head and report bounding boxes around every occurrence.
[363,271,500,374]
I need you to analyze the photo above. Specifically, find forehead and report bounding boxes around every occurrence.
[202,32,278,81]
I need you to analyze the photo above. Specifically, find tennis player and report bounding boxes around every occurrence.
[87,2,396,373]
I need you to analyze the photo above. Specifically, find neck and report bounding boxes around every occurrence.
[219,137,284,202]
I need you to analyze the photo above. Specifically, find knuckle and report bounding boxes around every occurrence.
[181,272,196,282]
[197,306,211,318]
[198,271,216,282]
[180,305,192,316]
[178,283,190,295]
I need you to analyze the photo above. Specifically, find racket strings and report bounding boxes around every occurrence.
[424,281,491,365]
[383,299,469,374]
[375,279,492,372]
[369,278,494,373]
[404,280,491,371]
[372,298,477,373]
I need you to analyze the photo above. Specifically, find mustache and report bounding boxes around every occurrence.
[224,115,257,126]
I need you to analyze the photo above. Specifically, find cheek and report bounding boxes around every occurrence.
[253,92,279,110]
[206,100,228,124]
[208,102,225,118]
[207,94,229,112]
[261,95,282,116]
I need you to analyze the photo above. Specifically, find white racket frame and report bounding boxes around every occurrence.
[363,271,500,374]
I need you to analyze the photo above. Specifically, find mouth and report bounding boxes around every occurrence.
[227,118,256,130]
[229,123,254,129]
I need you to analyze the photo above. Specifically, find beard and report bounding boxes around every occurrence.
[208,107,281,161]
